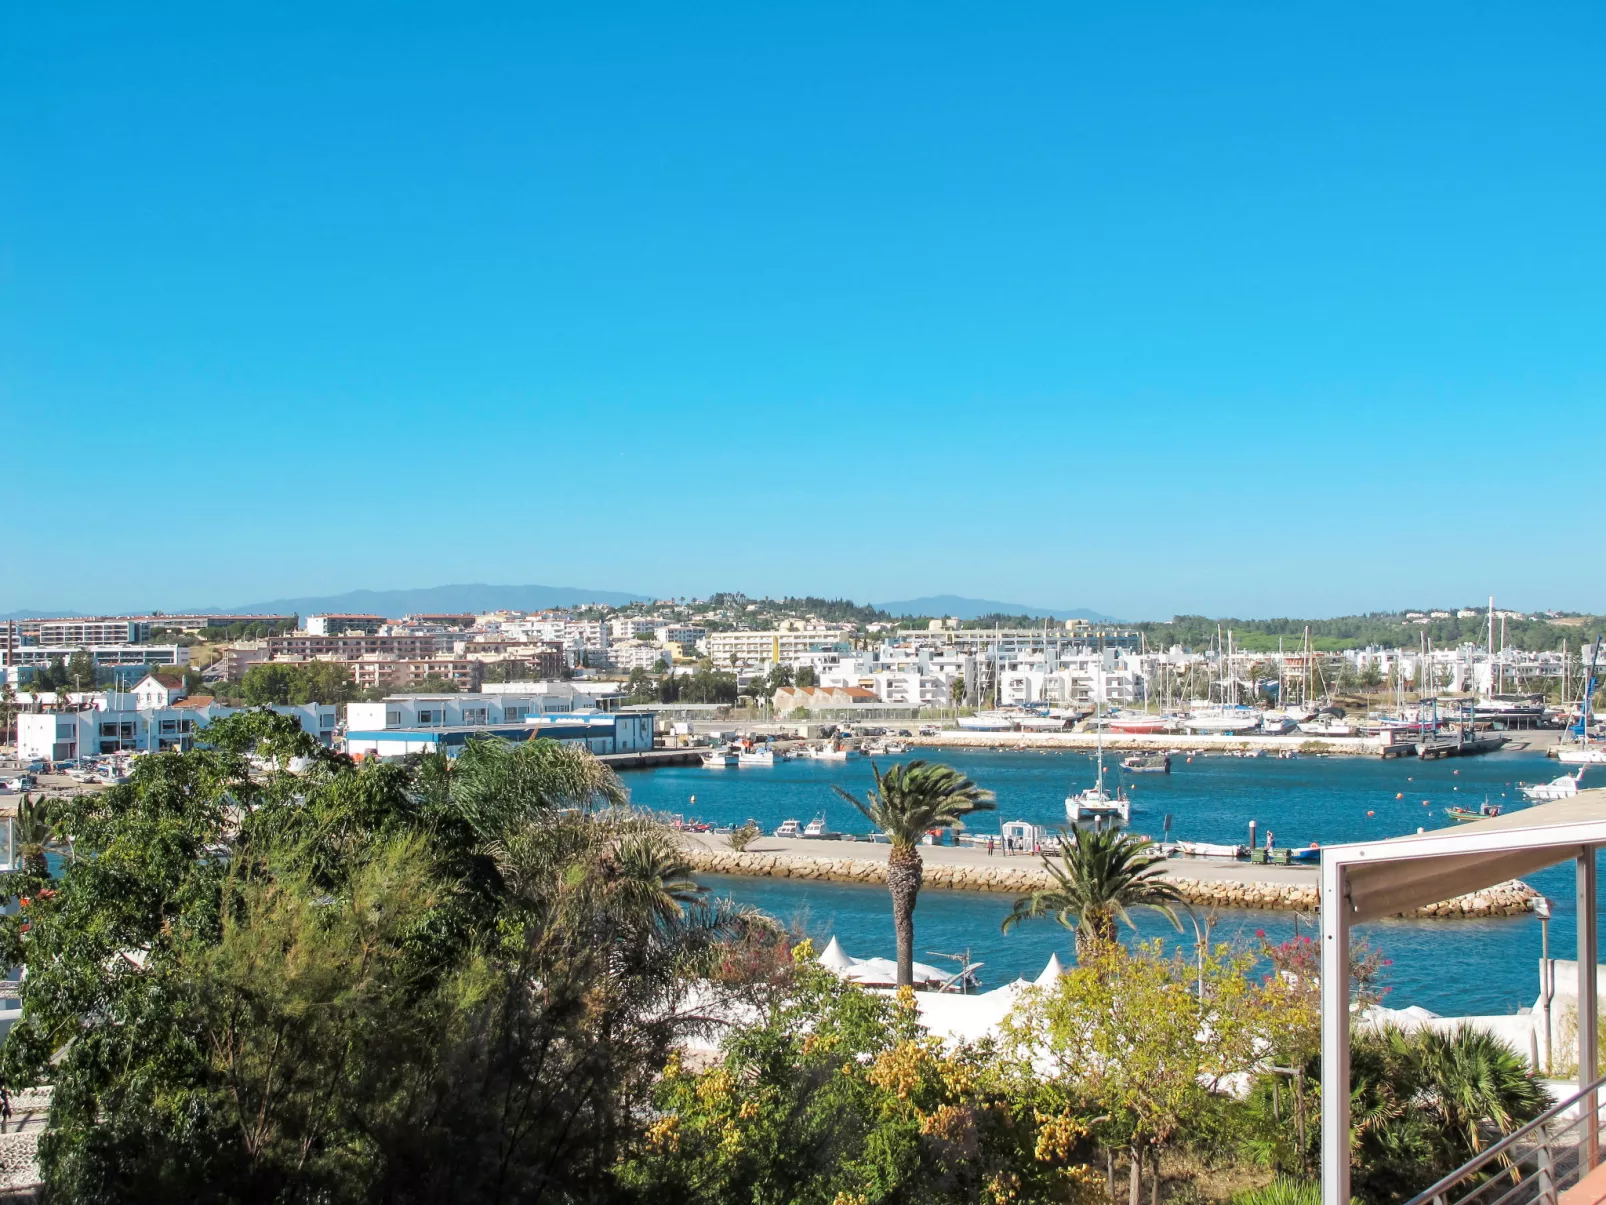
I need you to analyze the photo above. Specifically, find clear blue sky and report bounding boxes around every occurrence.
[4,2,1602,619]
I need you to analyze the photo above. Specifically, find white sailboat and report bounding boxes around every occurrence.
[1557,637,1604,766]
[1065,700,1130,824]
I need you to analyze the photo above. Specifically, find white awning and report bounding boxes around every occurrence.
[1328,787,1606,922]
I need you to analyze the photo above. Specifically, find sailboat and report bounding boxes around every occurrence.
[1557,637,1606,766]
[1065,700,1130,824]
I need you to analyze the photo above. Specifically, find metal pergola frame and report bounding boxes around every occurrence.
[1321,793,1606,1205]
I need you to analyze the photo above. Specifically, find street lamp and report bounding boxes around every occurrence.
[1536,896,1555,1075]
[1182,904,1215,1002]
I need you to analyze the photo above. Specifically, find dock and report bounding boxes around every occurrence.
[909,731,1383,756]
[599,748,706,770]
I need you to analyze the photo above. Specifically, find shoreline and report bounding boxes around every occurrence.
[677,832,1538,918]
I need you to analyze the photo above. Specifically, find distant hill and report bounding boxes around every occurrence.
[212,583,652,617]
[873,595,1118,622]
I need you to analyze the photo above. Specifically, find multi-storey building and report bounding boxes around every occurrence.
[17,697,337,761]
[266,633,455,659]
[304,614,386,636]
[705,628,851,669]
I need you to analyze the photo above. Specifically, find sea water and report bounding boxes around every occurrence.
[623,746,1581,1015]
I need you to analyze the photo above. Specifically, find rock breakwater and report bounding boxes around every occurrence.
[682,847,1538,919]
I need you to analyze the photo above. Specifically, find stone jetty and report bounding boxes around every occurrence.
[678,836,1538,920]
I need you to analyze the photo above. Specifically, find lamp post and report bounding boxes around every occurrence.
[1536,895,1555,1075]
[1182,904,1215,1002]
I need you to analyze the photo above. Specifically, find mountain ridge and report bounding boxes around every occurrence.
[873,595,1118,622]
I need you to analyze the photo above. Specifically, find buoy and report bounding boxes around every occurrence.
[1367,810,1375,817]
[1453,770,1459,775]
[1422,800,1429,806]
[1396,792,1404,799]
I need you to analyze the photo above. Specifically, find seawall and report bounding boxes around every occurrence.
[680,838,1538,919]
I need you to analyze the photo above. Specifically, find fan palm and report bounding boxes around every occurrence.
[1002,826,1181,957]
[833,760,995,986]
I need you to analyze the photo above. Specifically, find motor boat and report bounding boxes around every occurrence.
[1520,769,1586,802]
[1106,714,1173,734]
[738,748,775,767]
[701,749,739,768]
[1183,706,1264,734]
[801,814,842,839]
[1259,712,1297,734]
[773,818,804,838]
[956,711,1017,731]
[1120,753,1170,774]
[1298,717,1354,737]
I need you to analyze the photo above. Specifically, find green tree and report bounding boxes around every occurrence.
[64,648,98,692]
[794,665,818,688]
[833,761,995,986]
[0,730,758,1204]
[1002,827,1181,958]
[1003,939,1277,1205]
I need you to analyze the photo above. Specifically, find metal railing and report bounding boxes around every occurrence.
[1405,1075,1606,1205]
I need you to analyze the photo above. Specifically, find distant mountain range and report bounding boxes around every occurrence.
[873,595,1118,622]
[211,583,652,616]
[1,584,651,622]
[5,586,1114,624]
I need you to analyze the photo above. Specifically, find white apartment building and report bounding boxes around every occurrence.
[706,629,852,669]
[611,644,672,671]
[655,624,706,648]
[17,699,337,761]
[609,617,659,641]
[2,644,190,671]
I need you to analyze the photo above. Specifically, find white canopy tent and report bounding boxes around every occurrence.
[1321,788,1606,1205]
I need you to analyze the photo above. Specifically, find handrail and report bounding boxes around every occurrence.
[1404,1073,1606,1205]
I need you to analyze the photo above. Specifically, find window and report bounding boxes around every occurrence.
[321,713,335,728]
[179,720,193,733]
[418,709,437,726]
[385,710,402,728]
[101,723,117,737]
[462,708,488,726]
[161,720,177,734]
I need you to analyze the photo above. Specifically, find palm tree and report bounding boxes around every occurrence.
[833,760,995,986]
[607,831,706,929]
[1002,826,1181,957]
[13,793,62,879]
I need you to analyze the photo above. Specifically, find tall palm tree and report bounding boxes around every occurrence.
[1002,826,1181,957]
[833,760,995,986]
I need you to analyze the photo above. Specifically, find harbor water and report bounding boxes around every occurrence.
[625,746,1585,1015]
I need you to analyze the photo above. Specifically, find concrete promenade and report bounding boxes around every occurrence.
[677,831,1538,918]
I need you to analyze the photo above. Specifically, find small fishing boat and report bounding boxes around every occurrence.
[1120,753,1171,774]
[738,748,775,767]
[773,818,804,838]
[700,748,738,768]
[1444,799,1502,822]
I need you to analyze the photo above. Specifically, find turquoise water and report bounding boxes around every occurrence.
[624,747,1584,1015]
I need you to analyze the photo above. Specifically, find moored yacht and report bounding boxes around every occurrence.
[1520,769,1586,802]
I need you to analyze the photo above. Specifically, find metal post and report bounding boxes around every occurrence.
[1321,857,1351,1205]
[1579,847,1598,1172]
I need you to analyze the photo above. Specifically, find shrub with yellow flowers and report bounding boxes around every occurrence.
[619,957,1103,1204]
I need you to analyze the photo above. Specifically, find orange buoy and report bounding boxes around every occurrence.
[1367,810,1375,817]
[1396,792,1404,799]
